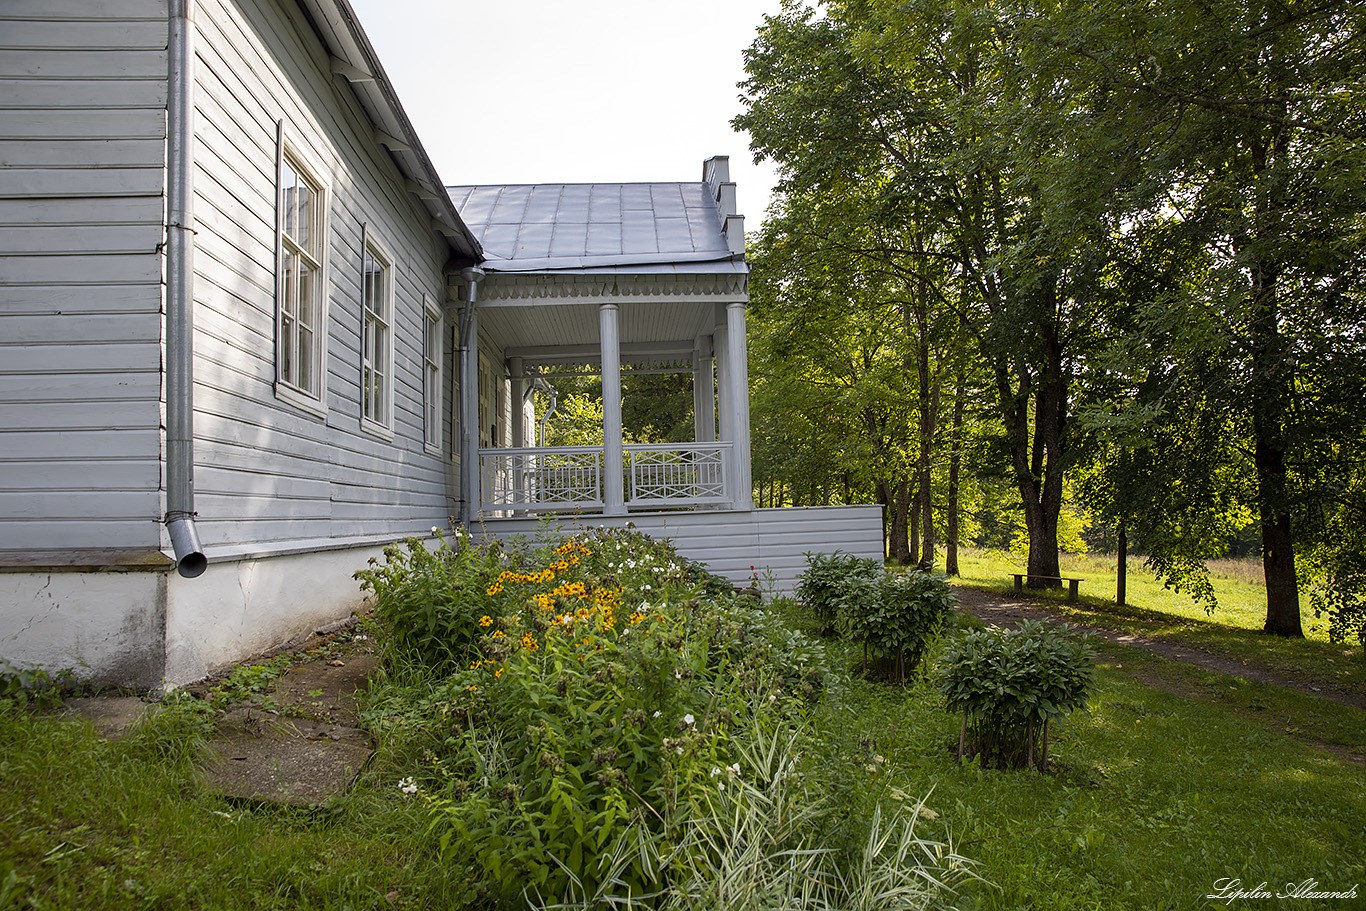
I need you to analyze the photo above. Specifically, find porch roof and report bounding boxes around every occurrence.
[447,182,747,274]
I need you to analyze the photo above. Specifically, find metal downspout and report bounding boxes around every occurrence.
[457,267,484,525]
[532,377,557,449]
[165,0,206,577]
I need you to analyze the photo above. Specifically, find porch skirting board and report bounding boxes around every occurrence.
[1,541,400,689]
[474,505,884,594]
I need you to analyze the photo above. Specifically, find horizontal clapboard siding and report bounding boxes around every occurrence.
[478,506,886,594]
[0,0,168,553]
[189,0,456,554]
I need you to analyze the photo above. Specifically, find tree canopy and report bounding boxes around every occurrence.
[736,0,1366,636]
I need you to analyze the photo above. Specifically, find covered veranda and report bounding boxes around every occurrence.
[446,159,882,590]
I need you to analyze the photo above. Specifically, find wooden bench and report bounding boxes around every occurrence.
[1011,573,1083,603]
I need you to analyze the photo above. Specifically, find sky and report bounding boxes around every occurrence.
[347,0,786,226]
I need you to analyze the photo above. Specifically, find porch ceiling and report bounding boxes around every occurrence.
[477,299,716,366]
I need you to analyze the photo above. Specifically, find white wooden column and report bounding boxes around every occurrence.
[460,307,480,521]
[509,356,526,448]
[726,301,753,510]
[600,303,626,515]
[693,338,715,443]
[713,317,734,506]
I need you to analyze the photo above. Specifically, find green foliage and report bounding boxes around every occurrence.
[0,658,77,709]
[1311,567,1366,663]
[625,723,977,911]
[840,571,955,685]
[354,529,499,673]
[368,527,840,904]
[796,551,882,635]
[207,653,293,711]
[938,620,1096,770]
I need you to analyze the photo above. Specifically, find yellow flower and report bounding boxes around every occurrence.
[492,630,505,639]
[486,583,504,595]
[466,684,478,692]
[478,616,493,627]
[495,667,504,678]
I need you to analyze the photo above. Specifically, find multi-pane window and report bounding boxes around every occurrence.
[278,153,324,400]
[361,242,392,429]
[423,298,442,451]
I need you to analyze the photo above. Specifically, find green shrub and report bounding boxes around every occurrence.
[840,571,956,684]
[354,529,501,672]
[1311,562,1366,663]
[796,552,882,636]
[938,619,1096,770]
[368,527,836,904]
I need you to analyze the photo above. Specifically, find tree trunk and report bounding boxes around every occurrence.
[900,477,917,565]
[1000,308,1066,588]
[946,350,966,576]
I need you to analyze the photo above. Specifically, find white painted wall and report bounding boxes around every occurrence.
[163,541,391,683]
[0,571,167,686]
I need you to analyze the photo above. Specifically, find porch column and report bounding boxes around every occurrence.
[713,318,735,506]
[693,338,715,443]
[509,356,526,448]
[460,306,480,522]
[726,301,753,510]
[600,303,626,515]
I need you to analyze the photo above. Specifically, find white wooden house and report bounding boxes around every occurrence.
[0,0,880,688]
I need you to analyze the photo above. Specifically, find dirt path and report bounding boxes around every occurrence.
[951,585,1366,712]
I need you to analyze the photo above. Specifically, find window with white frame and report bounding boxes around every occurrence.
[361,240,393,431]
[277,150,325,404]
[423,297,442,451]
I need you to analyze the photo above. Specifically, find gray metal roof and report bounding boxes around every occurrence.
[448,182,744,273]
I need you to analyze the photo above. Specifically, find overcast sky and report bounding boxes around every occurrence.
[347,0,785,225]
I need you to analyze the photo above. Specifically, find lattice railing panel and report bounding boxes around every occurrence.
[480,447,603,511]
[627,444,729,504]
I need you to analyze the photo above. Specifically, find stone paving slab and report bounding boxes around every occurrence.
[271,655,379,727]
[204,708,372,807]
[63,696,160,739]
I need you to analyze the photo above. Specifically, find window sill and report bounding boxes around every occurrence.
[361,417,395,442]
[275,381,327,419]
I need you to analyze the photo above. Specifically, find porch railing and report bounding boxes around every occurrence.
[480,442,731,513]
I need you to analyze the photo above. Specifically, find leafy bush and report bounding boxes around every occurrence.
[938,619,1096,770]
[796,552,882,635]
[840,571,956,684]
[367,527,838,903]
[1311,561,1366,663]
[354,528,501,672]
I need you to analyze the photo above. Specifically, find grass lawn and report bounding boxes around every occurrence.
[948,547,1366,699]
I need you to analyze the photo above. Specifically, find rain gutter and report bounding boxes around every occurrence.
[164,0,206,578]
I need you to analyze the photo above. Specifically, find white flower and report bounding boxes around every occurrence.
[728,762,740,777]
[718,782,725,792]
[653,710,661,718]
[398,777,418,795]
[642,584,652,591]
[431,527,441,535]
[768,694,776,703]
[676,746,684,755]
[874,755,886,764]
[710,767,721,777]
[683,713,695,726]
